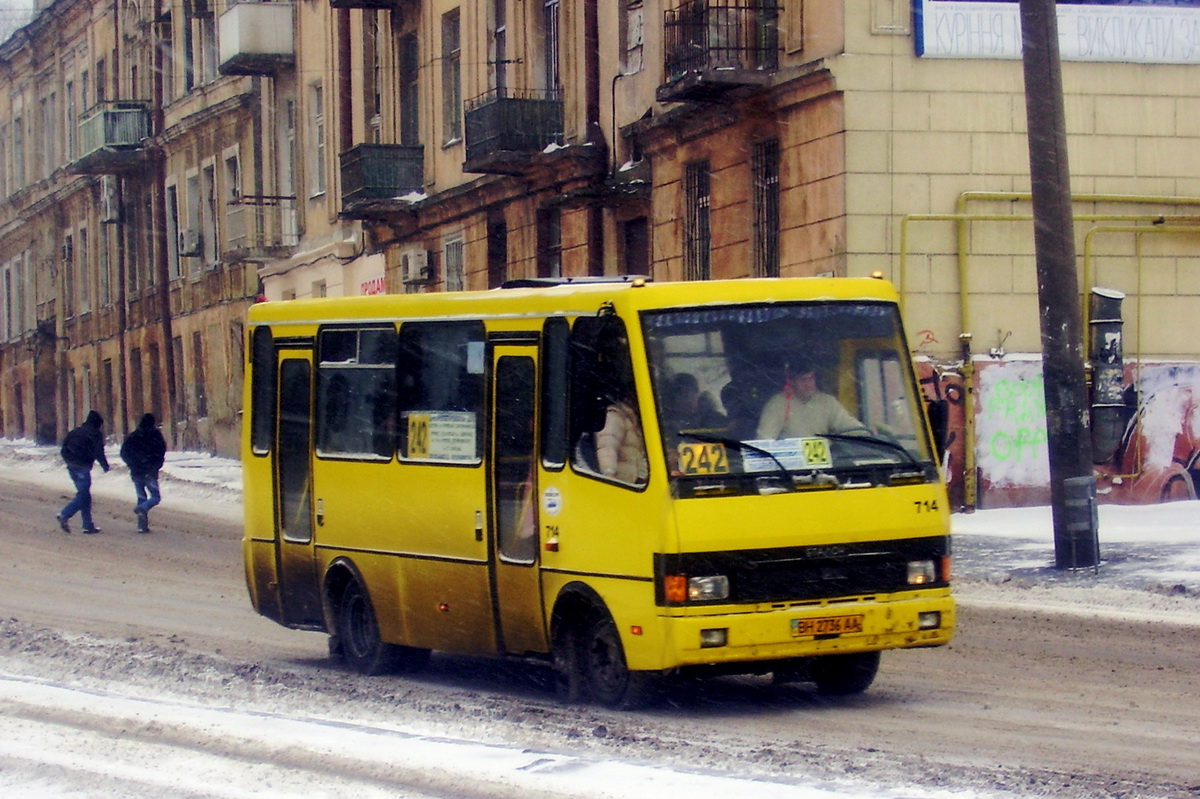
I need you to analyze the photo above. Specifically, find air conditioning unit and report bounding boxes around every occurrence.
[400,247,432,284]
[99,175,120,224]
[178,228,202,257]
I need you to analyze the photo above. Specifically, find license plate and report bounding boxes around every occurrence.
[791,614,864,637]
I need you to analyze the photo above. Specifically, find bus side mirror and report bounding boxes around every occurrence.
[926,399,949,462]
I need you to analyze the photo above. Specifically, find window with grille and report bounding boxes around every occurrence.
[444,235,465,291]
[684,161,711,281]
[752,138,781,277]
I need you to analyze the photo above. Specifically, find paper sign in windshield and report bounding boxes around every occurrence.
[742,437,832,472]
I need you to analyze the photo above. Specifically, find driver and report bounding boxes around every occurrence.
[756,358,867,439]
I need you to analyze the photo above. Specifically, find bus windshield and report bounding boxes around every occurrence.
[642,301,935,493]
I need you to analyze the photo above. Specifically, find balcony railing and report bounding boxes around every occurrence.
[223,201,299,261]
[464,89,563,175]
[72,102,151,174]
[659,0,780,102]
[218,2,295,76]
[339,143,424,216]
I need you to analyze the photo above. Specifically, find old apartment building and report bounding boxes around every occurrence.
[1,0,1198,503]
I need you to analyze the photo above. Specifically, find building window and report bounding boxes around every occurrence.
[99,224,112,306]
[491,0,508,93]
[365,11,383,143]
[684,161,711,281]
[543,0,560,91]
[622,0,644,73]
[185,173,201,273]
[201,164,217,266]
[129,347,144,415]
[65,79,76,161]
[77,227,90,313]
[444,234,465,291]
[487,219,508,288]
[537,208,562,278]
[13,116,24,191]
[160,18,175,102]
[622,216,649,276]
[399,34,420,146]
[310,83,326,197]
[752,138,781,278]
[63,233,75,316]
[192,330,208,418]
[442,10,462,143]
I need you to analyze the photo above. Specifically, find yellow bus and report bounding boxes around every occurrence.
[242,277,953,708]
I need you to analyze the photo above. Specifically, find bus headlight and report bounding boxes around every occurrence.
[907,559,937,585]
[688,575,730,602]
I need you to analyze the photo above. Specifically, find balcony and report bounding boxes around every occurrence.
[218,2,295,76]
[658,0,780,103]
[71,102,151,175]
[464,89,564,175]
[339,143,425,218]
[223,201,299,261]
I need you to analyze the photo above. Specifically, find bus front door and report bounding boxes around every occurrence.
[489,345,548,655]
[274,353,323,628]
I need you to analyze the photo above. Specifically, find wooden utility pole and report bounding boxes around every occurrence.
[1018,0,1100,569]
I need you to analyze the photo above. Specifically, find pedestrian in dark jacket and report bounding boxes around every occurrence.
[58,410,110,534]
[120,413,167,534]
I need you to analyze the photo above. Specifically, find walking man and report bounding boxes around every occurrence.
[120,413,167,534]
[57,410,110,534]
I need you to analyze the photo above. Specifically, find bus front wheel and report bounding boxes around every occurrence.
[338,580,403,676]
[809,651,881,696]
[579,614,651,709]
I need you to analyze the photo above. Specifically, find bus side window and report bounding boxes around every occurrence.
[568,315,647,486]
[315,327,397,460]
[250,325,276,456]
[396,321,486,463]
[540,317,570,470]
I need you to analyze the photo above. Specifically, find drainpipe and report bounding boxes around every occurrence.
[584,0,604,276]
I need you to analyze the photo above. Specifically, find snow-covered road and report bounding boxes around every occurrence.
[2,439,1199,798]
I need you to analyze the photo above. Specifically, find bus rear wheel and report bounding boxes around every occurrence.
[579,614,651,709]
[337,580,433,675]
[809,651,881,696]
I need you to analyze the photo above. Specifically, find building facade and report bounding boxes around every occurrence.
[1,0,1198,501]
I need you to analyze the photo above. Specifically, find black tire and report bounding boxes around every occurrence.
[810,650,881,696]
[552,623,585,704]
[338,580,402,676]
[580,613,652,709]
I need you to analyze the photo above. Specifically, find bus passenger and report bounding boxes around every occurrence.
[756,359,867,439]
[664,372,726,433]
[595,386,649,485]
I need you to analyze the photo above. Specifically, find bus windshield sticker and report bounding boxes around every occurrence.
[741,437,832,472]
[676,442,730,476]
[467,341,486,374]
[405,411,478,462]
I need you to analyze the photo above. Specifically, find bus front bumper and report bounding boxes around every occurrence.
[639,591,955,670]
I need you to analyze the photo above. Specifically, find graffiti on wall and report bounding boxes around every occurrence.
[975,361,1050,488]
[1099,364,1200,503]
[919,357,1200,507]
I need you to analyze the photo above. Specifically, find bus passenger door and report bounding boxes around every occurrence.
[489,344,548,655]
[274,353,323,628]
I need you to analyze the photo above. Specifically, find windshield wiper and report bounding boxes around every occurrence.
[822,433,922,467]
